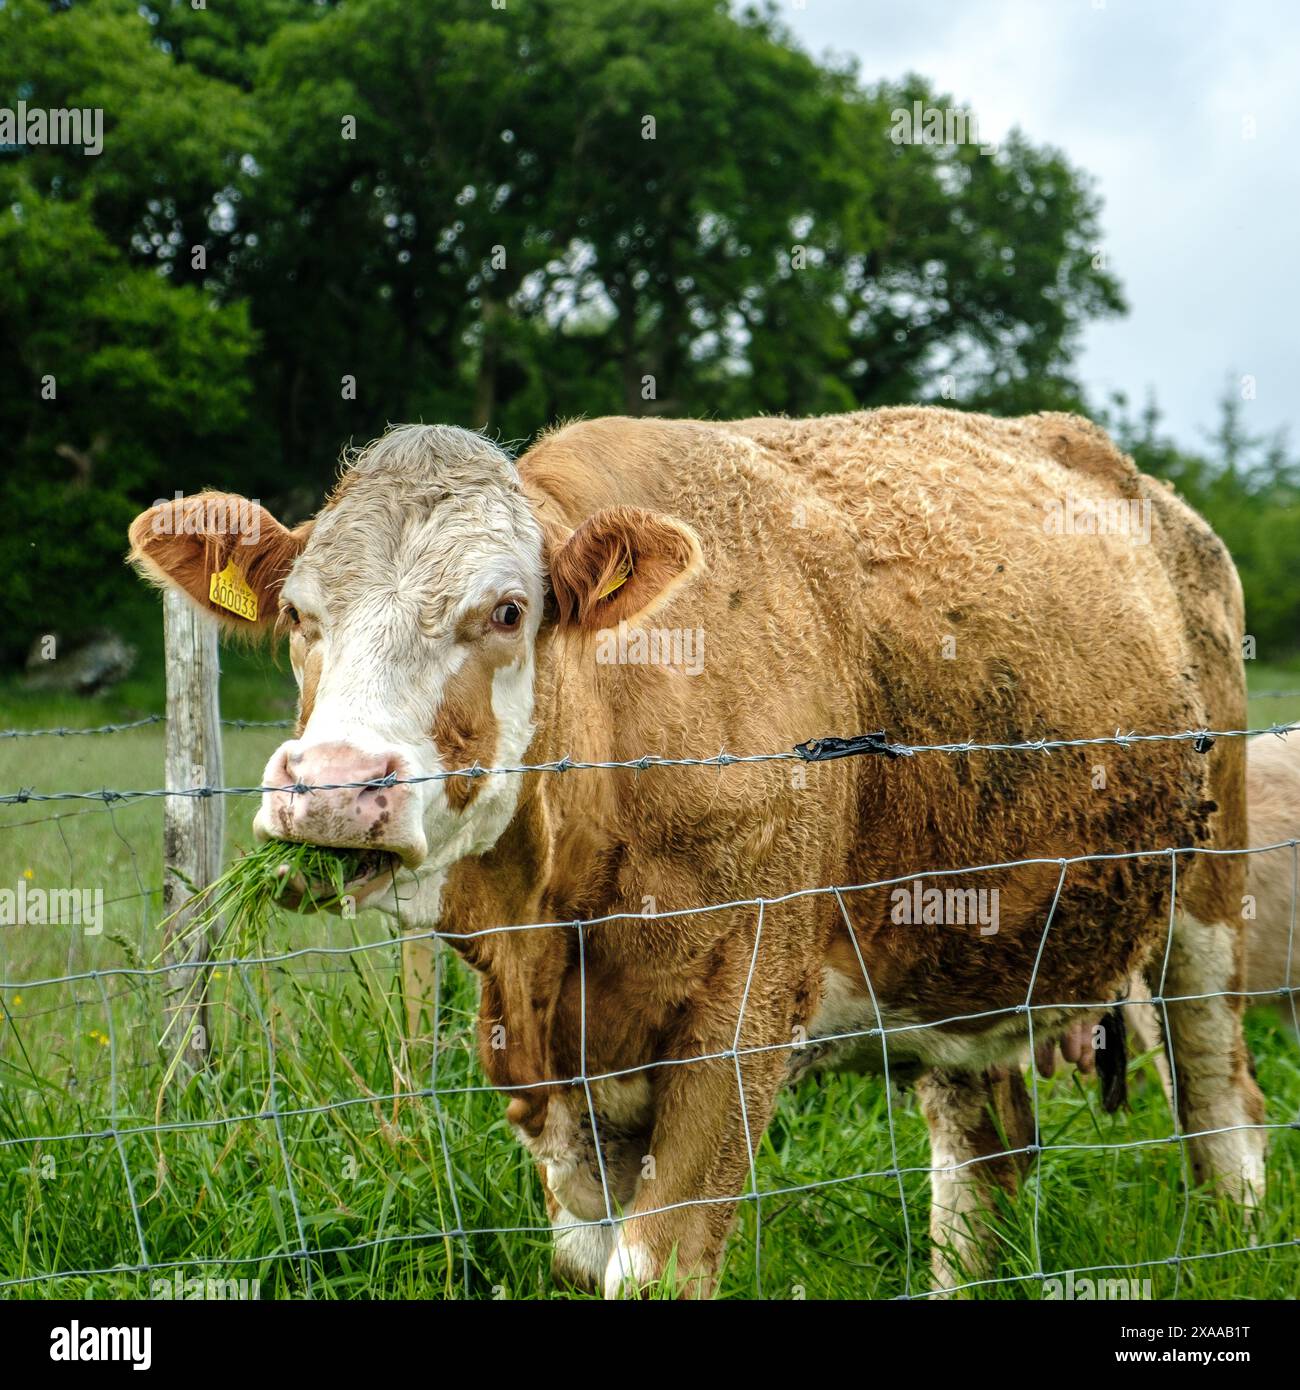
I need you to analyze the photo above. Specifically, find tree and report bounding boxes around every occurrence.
[1105,388,1300,660]
[0,1,258,662]
[0,0,1136,663]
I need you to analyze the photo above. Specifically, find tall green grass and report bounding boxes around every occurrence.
[2,948,1296,1299]
[0,667,1297,1299]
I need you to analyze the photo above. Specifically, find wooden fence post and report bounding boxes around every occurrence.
[161,589,224,1074]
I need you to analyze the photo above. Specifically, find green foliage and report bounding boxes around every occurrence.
[0,0,261,662]
[1105,390,1300,659]
[0,177,256,652]
[1,0,1131,663]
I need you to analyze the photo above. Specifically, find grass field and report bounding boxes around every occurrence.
[1,650,1297,1299]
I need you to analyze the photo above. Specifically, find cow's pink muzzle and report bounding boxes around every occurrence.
[254,739,428,870]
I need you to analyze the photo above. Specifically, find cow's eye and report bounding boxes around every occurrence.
[491,601,522,630]
[282,604,301,628]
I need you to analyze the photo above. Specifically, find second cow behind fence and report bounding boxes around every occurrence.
[128,407,1266,1297]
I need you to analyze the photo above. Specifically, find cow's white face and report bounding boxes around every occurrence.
[128,423,704,916]
[252,428,546,909]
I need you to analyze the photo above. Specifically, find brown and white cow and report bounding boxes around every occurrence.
[129,409,1266,1296]
[1241,732,1300,1024]
[1121,731,1300,1077]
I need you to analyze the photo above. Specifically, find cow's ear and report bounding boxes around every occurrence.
[547,505,703,630]
[127,492,313,635]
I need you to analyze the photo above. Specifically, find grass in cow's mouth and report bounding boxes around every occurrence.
[156,841,388,1057]
[215,838,374,918]
[164,839,372,946]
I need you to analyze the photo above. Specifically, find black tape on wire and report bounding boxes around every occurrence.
[794,732,914,762]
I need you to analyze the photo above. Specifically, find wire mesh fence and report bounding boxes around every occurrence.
[1,705,1298,1300]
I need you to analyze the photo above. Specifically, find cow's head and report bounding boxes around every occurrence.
[129,426,701,910]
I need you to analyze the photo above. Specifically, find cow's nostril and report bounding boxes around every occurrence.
[355,754,401,802]
[263,740,410,826]
[265,747,292,789]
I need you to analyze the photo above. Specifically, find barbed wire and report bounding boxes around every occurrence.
[2,719,1297,808]
[0,714,295,741]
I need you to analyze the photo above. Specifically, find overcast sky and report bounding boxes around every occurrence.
[781,0,1298,453]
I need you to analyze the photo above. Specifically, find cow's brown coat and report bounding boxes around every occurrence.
[129,408,1266,1295]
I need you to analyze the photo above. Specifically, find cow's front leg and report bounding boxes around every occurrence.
[916,1066,1034,1295]
[540,1170,616,1295]
[601,1021,788,1299]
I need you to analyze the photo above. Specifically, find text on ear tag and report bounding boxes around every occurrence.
[209,560,258,621]
[596,555,632,601]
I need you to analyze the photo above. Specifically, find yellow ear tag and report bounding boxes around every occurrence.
[595,555,632,602]
[209,560,258,622]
